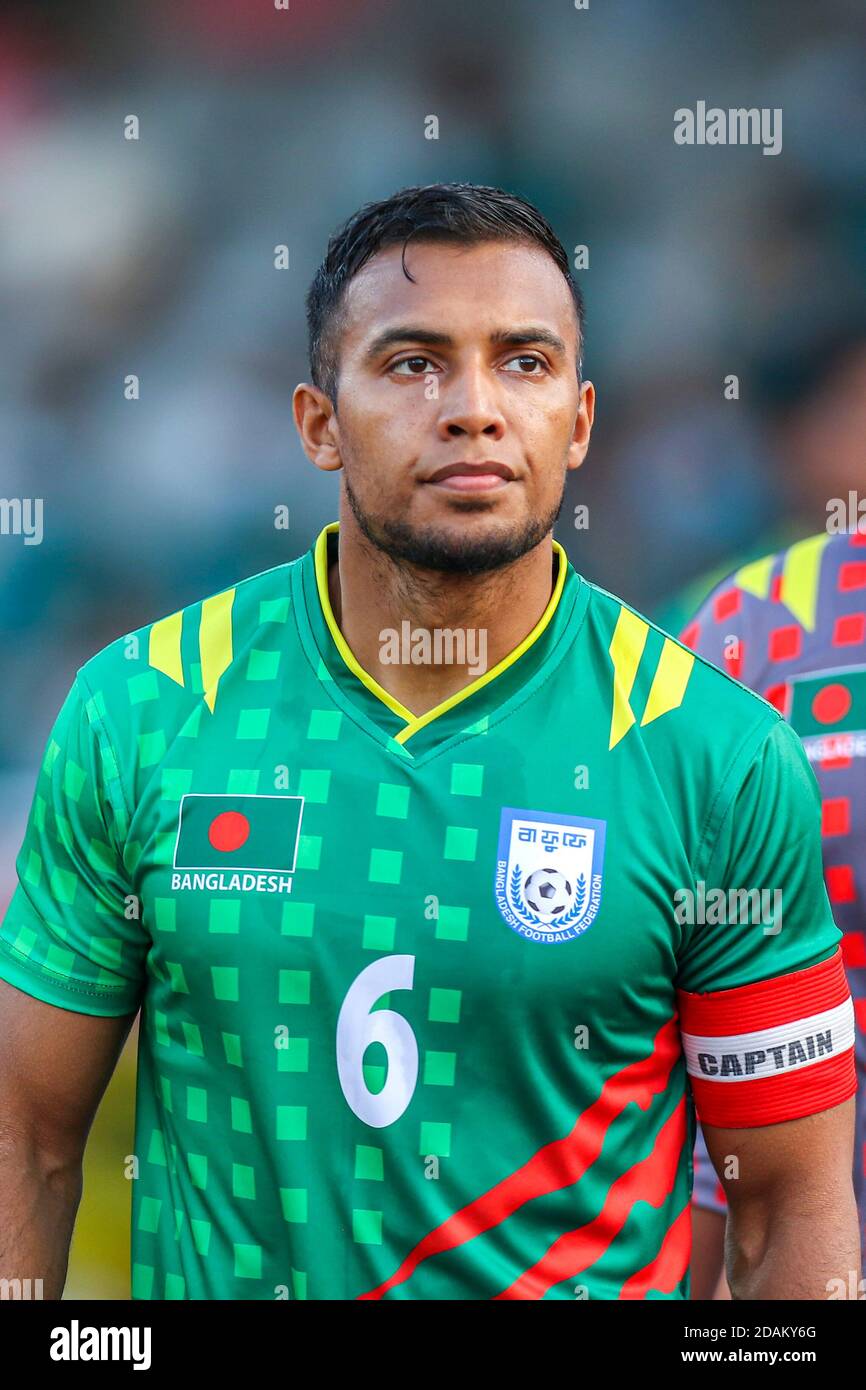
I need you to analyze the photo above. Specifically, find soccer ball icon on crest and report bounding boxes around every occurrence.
[497,808,605,943]
[523,867,574,922]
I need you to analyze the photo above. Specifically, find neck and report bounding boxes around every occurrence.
[326,507,559,717]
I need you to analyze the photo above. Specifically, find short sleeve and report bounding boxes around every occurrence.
[676,718,855,1127]
[0,673,147,1016]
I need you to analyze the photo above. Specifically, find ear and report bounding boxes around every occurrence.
[292,383,343,473]
[566,380,595,473]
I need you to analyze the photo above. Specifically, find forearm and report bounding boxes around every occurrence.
[726,1188,861,1300]
[0,1133,82,1300]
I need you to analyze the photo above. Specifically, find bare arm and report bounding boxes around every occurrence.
[690,1206,731,1300]
[0,978,135,1299]
[703,1097,860,1300]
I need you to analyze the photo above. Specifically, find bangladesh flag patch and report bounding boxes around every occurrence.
[173,794,304,872]
[789,666,866,737]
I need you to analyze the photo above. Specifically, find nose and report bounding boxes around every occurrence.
[436,359,506,442]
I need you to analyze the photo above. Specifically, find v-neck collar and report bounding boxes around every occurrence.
[291,521,587,763]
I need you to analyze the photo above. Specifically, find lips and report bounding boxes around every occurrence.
[426,461,516,493]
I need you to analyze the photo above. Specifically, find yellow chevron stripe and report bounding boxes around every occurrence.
[148,610,184,687]
[200,589,235,713]
[779,533,830,632]
[640,638,694,728]
[608,607,649,750]
[312,522,573,747]
[732,554,775,600]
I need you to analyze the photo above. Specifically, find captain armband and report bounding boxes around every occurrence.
[677,949,856,1128]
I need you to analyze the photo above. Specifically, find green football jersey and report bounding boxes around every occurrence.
[0,522,854,1301]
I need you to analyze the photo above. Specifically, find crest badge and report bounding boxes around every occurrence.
[494,807,606,944]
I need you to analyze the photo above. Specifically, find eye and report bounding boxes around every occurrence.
[502,354,546,374]
[390,356,437,376]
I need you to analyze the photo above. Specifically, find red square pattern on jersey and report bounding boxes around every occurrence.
[833,613,866,647]
[839,562,866,592]
[769,625,802,662]
[724,648,743,679]
[764,682,788,713]
[821,754,853,771]
[826,864,857,903]
[841,931,866,969]
[822,798,851,836]
[713,589,740,623]
[771,574,783,602]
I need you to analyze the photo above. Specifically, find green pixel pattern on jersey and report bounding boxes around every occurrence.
[0,525,841,1300]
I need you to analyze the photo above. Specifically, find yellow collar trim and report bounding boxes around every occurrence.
[313,521,569,746]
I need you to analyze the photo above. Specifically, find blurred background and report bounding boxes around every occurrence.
[1,0,865,1297]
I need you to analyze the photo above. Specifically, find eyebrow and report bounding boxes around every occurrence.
[362,325,569,363]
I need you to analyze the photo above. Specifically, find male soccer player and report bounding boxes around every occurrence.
[680,530,866,1298]
[0,184,859,1301]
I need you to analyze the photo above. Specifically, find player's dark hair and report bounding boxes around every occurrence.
[305,182,584,407]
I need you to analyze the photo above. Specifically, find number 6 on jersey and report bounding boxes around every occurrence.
[336,955,419,1127]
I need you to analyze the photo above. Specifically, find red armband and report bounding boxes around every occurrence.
[677,948,856,1128]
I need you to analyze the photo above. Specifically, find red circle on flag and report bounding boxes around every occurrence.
[811,683,851,725]
[208,810,250,852]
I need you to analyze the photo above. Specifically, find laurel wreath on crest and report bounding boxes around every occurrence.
[510,865,587,926]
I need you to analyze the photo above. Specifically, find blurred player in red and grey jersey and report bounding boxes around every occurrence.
[680,528,866,1297]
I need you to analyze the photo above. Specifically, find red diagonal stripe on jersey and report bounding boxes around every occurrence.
[492,1098,687,1299]
[358,1015,680,1300]
[619,1199,692,1299]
